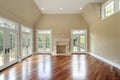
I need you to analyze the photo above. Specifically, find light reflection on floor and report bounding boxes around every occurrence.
[37,55,52,79]
[0,55,89,80]
[21,59,32,80]
[0,74,5,80]
[8,68,16,80]
[71,55,87,80]
[22,62,27,80]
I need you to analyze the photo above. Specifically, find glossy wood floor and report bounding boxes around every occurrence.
[0,54,120,80]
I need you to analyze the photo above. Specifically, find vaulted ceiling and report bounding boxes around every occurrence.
[0,0,105,27]
[0,0,42,27]
[34,0,103,14]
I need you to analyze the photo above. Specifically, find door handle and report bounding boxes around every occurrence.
[8,48,9,53]
[5,49,7,54]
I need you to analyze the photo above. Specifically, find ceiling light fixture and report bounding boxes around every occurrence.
[60,8,63,10]
[80,8,82,10]
[41,8,44,10]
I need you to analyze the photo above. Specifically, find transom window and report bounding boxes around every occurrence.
[105,1,114,17]
[102,0,120,19]
[0,17,16,29]
[21,25,31,33]
[38,30,51,34]
[119,0,120,9]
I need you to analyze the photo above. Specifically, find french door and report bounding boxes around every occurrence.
[38,34,51,52]
[21,31,32,59]
[72,30,87,52]
[0,28,17,70]
[37,30,52,53]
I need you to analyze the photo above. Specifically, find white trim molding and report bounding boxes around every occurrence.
[89,52,120,70]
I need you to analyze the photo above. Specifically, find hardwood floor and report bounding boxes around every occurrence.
[0,54,120,80]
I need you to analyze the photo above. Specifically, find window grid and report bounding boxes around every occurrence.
[37,30,52,52]
[0,18,16,29]
[105,1,114,17]
[21,26,31,33]
[102,0,120,19]
[119,0,120,9]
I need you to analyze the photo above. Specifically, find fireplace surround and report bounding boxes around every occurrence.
[53,38,70,55]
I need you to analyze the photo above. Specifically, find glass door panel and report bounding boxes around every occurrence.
[45,35,51,52]
[38,35,44,52]
[73,35,78,52]
[21,26,32,58]
[21,32,32,59]
[9,32,16,62]
[27,35,32,55]
[37,30,52,53]
[0,17,18,70]
[22,34,27,57]
[0,31,4,66]
[72,30,87,52]
[80,35,86,52]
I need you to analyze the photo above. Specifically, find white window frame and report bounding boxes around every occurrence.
[21,25,33,59]
[119,0,120,9]
[36,29,52,53]
[0,16,18,30]
[102,0,120,19]
[102,0,114,18]
[71,29,87,53]
[0,16,19,70]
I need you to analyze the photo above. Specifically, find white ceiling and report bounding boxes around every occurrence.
[34,0,103,14]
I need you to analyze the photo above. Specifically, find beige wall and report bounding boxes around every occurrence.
[36,14,89,38]
[0,0,43,53]
[81,3,120,64]
[0,0,42,27]
[36,14,89,51]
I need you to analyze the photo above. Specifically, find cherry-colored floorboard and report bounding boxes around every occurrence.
[0,54,120,80]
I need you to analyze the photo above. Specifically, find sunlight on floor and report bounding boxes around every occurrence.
[71,55,87,80]
[37,55,52,79]
[8,68,16,80]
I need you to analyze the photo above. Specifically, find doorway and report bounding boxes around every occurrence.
[37,30,52,53]
[21,26,32,59]
[0,18,18,70]
[71,30,87,53]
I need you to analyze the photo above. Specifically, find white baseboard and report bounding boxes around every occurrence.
[89,52,120,70]
[70,52,89,54]
[52,53,71,56]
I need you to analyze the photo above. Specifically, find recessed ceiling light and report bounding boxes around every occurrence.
[80,8,82,10]
[60,8,63,10]
[41,8,44,10]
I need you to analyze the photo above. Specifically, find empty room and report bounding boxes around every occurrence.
[0,0,120,80]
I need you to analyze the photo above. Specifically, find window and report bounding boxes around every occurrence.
[105,1,114,17]
[119,0,120,9]
[71,30,87,52]
[21,25,33,58]
[21,25,31,33]
[0,17,16,29]
[0,17,18,70]
[37,30,52,53]
[102,0,120,19]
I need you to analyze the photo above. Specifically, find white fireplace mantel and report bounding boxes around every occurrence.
[53,38,70,55]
